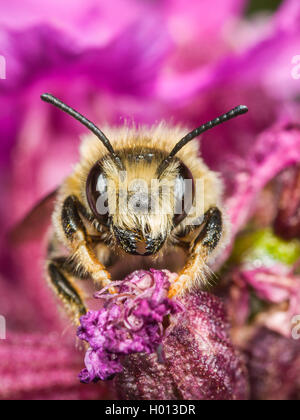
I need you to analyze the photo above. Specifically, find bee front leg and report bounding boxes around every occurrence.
[169,207,223,298]
[47,259,86,325]
[62,195,111,288]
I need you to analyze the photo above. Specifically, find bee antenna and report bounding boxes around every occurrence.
[41,93,124,170]
[157,105,248,176]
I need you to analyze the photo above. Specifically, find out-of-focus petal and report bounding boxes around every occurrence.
[161,0,247,70]
[0,17,171,225]
[156,0,300,175]
[241,267,298,303]
[0,0,149,48]
[159,0,300,103]
[274,0,300,32]
[247,328,300,400]
[273,164,300,240]
[226,266,300,338]
[0,332,113,400]
[227,124,300,240]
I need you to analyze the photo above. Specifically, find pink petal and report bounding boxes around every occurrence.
[247,328,300,400]
[0,333,113,400]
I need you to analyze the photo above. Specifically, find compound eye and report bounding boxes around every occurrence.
[86,162,110,226]
[173,163,195,227]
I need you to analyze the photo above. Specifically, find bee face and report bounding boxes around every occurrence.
[85,149,194,256]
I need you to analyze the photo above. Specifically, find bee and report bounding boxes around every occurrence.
[15,94,248,324]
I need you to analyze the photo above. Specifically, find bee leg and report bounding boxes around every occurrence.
[47,259,87,325]
[169,207,222,298]
[61,195,112,288]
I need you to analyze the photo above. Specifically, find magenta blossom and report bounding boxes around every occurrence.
[77,270,181,383]
[1,0,300,401]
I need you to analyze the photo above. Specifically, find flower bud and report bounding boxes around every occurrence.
[115,288,248,400]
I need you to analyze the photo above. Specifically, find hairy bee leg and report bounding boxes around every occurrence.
[49,256,92,280]
[47,260,87,325]
[168,207,222,298]
[62,195,111,287]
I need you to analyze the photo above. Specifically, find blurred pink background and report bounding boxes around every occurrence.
[0,0,300,400]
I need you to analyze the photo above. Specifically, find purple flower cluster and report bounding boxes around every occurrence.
[77,270,181,383]
[76,269,249,400]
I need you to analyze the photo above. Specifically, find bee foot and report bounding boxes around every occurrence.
[168,273,191,298]
[92,269,111,286]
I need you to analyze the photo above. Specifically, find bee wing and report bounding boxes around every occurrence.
[9,189,58,244]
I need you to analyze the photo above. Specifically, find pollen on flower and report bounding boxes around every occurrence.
[77,269,182,383]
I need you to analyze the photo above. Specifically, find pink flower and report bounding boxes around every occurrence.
[1,0,300,400]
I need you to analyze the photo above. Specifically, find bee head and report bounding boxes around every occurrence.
[86,151,194,256]
[41,94,248,256]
